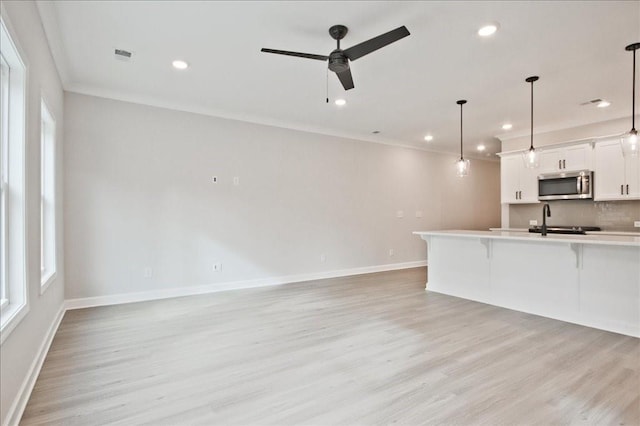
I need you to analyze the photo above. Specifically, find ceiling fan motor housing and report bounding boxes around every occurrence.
[329,25,348,41]
[329,50,349,73]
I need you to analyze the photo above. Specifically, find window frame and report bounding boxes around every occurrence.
[40,97,56,293]
[0,52,8,311]
[0,15,29,345]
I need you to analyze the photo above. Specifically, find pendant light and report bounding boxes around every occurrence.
[455,100,470,177]
[621,42,640,158]
[523,76,540,168]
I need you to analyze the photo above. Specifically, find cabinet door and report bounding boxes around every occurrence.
[539,149,561,173]
[563,144,592,172]
[501,155,520,203]
[594,141,626,200]
[519,165,540,203]
[500,154,540,204]
[625,156,640,199]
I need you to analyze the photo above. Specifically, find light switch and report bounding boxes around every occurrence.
[396,210,404,218]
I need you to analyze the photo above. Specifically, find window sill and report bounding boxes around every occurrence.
[0,300,29,345]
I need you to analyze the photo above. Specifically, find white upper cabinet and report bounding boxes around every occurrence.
[594,139,640,200]
[500,154,539,204]
[539,143,592,174]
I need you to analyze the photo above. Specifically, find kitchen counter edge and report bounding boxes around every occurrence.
[414,230,640,247]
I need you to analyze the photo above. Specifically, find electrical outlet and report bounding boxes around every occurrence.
[634,221,640,228]
[143,267,153,278]
[320,254,326,263]
[211,176,218,184]
[396,210,404,218]
[389,249,394,257]
[233,176,240,186]
[212,263,222,272]
[529,220,538,226]
[416,210,423,218]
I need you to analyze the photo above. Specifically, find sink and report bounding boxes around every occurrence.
[528,225,601,235]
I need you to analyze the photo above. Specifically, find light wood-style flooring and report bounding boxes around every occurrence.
[21,268,640,425]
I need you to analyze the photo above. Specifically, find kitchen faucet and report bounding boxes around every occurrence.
[541,203,551,236]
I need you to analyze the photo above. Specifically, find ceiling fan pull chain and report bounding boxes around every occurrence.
[326,66,329,103]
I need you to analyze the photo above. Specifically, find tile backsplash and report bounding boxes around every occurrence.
[509,200,640,232]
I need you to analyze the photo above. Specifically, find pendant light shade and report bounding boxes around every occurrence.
[523,76,540,168]
[621,42,640,158]
[456,100,470,177]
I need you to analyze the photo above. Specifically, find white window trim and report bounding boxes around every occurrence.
[0,52,8,311]
[0,15,29,345]
[40,97,56,294]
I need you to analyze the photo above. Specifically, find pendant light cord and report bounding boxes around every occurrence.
[530,80,534,150]
[525,76,539,151]
[456,100,467,160]
[460,103,463,159]
[633,46,636,131]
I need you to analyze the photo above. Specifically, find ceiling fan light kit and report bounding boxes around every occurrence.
[621,42,640,158]
[261,24,410,91]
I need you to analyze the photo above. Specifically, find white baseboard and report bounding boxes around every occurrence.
[65,260,427,310]
[3,304,65,426]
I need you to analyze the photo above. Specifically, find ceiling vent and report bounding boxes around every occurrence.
[114,49,132,61]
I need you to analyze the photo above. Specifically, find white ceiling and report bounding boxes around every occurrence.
[37,1,640,158]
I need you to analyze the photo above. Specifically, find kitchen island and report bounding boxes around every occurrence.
[414,230,640,337]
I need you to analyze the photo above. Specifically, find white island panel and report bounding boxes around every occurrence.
[427,236,491,303]
[579,245,640,336]
[491,240,580,321]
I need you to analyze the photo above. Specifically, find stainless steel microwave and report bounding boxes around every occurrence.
[538,170,593,200]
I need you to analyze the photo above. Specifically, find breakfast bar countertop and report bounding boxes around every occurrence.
[414,230,640,247]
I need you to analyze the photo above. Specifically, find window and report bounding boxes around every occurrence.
[0,53,8,310]
[40,99,56,293]
[0,17,28,343]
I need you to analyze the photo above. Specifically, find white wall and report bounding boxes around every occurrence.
[64,93,500,300]
[0,2,65,425]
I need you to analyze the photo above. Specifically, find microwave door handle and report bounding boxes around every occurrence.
[577,177,582,194]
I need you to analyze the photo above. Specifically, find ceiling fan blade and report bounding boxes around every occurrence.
[343,26,410,61]
[335,68,354,90]
[261,48,328,61]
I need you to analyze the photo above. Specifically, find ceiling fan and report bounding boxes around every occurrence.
[261,25,410,91]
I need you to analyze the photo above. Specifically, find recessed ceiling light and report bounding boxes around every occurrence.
[172,60,189,70]
[424,135,433,142]
[334,99,347,106]
[502,123,513,130]
[597,100,611,108]
[478,24,499,37]
[477,144,486,152]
